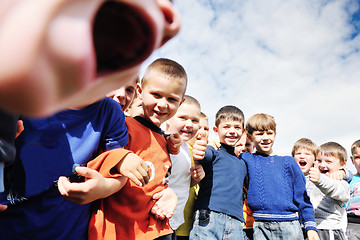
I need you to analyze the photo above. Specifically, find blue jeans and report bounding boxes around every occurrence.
[190,209,245,240]
[253,220,303,240]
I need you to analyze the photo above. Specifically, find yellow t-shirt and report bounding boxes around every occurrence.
[176,143,200,236]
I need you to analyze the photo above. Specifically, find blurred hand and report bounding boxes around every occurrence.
[328,169,345,181]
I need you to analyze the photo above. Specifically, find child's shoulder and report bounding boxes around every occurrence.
[126,117,166,144]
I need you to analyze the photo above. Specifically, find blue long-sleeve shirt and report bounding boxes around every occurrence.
[195,143,247,222]
[0,97,128,240]
[241,152,317,232]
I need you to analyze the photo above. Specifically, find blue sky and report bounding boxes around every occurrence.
[143,0,360,172]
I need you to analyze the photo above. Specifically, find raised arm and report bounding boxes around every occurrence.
[310,161,350,203]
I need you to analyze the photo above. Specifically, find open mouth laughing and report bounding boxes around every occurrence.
[94,2,154,75]
[320,169,329,174]
[299,160,307,167]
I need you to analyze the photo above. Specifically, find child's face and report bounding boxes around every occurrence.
[0,0,180,116]
[107,82,137,111]
[198,118,210,141]
[125,97,143,117]
[167,103,200,142]
[234,134,254,156]
[294,147,316,174]
[138,72,186,127]
[351,147,360,175]
[316,153,345,175]
[214,119,244,147]
[249,130,276,155]
[188,117,209,146]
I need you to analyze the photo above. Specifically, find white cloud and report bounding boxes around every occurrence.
[144,0,360,172]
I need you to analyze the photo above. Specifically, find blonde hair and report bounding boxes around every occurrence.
[141,58,187,93]
[317,142,347,164]
[291,138,318,157]
[246,113,276,135]
[351,139,360,155]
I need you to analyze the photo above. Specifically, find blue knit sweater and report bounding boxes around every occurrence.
[241,152,317,232]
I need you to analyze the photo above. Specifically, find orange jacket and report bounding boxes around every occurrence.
[88,118,172,240]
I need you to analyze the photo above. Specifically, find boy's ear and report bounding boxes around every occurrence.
[136,83,142,99]
[213,126,219,136]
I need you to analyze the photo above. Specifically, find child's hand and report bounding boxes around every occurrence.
[166,133,182,155]
[117,153,150,187]
[309,161,321,183]
[151,188,178,220]
[307,230,320,240]
[58,166,127,205]
[328,169,345,180]
[192,133,207,161]
[190,161,205,184]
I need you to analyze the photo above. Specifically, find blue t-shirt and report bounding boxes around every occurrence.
[346,174,360,217]
[0,98,128,240]
[195,143,247,222]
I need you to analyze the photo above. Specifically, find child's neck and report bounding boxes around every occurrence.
[256,150,274,156]
[219,141,234,147]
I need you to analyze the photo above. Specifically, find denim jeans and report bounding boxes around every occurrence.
[190,209,245,240]
[253,220,303,240]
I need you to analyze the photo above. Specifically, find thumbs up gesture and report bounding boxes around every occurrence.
[192,132,208,161]
[309,161,321,183]
[166,133,182,155]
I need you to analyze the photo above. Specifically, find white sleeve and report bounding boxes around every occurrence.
[315,175,350,204]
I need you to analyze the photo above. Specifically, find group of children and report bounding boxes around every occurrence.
[0,1,358,239]
[0,55,359,240]
[190,109,359,240]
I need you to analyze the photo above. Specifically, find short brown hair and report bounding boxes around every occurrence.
[141,58,187,95]
[291,138,318,157]
[215,105,244,127]
[246,113,276,135]
[351,139,360,155]
[317,142,347,164]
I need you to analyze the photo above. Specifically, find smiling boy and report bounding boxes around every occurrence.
[309,142,350,240]
[88,58,187,240]
[191,105,247,239]
[241,113,319,240]
[166,95,205,236]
